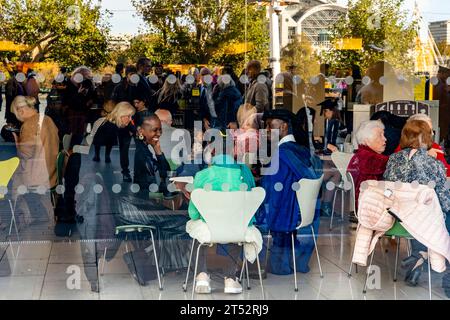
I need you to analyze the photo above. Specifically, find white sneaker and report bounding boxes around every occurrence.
[224,277,242,294]
[195,272,211,294]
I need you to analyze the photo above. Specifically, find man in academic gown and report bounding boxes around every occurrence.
[257,109,323,275]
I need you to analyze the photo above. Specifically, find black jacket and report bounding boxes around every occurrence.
[324,118,341,147]
[135,74,157,111]
[133,139,170,190]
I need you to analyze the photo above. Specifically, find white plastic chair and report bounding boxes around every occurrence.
[330,151,353,230]
[293,174,324,291]
[183,187,266,299]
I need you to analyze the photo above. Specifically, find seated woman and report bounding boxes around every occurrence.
[393,114,450,176]
[320,98,344,153]
[133,114,174,198]
[317,99,347,216]
[186,147,257,294]
[118,114,191,275]
[233,103,259,166]
[11,95,59,225]
[92,102,135,163]
[296,106,317,153]
[370,111,406,156]
[347,120,389,213]
[384,120,450,286]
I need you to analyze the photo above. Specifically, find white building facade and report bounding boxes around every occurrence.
[277,0,347,51]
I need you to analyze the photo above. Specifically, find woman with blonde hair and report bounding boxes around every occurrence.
[11,95,59,224]
[92,101,135,163]
[156,75,183,115]
[233,103,259,165]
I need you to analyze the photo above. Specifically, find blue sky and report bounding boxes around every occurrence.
[101,0,450,35]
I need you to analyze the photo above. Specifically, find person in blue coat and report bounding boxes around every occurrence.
[212,75,242,131]
[258,108,323,275]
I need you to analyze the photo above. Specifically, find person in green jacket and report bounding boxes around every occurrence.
[188,151,257,294]
[188,153,256,222]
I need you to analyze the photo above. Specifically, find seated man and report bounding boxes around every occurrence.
[154,108,191,167]
[258,109,323,275]
[187,146,257,294]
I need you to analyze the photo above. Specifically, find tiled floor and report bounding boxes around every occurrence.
[0,224,448,300]
[0,99,449,300]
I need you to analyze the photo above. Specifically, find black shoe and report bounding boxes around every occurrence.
[349,212,358,224]
[105,156,111,163]
[90,281,99,293]
[54,221,77,237]
[92,156,100,162]
[123,173,132,183]
[75,214,84,224]
[405,265,422,286]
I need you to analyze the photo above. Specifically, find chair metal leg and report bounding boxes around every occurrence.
[101,247,107,275]
[330,190,337,230]
[311,226,323,278]
[8,199,19,239]
[348,262,354,277]
[264,231,271,273]
[255,244,264,298]
[124,234,129,253]
[394,237,400,282]
[245,258,251,290]
[427,249,432,300]
[183,239,195,292]
[191,243,204,299]
[348,224,359,277]
[239,247,246,283]
[363,249,375,294]
[291,232,298,292]
[149,229,163,291]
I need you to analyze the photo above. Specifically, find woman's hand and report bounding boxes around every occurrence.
[428,148,444,159]
[327,144,338,153]
[203,118,210,130]
[175,182,191,200]
[154,140,162,155]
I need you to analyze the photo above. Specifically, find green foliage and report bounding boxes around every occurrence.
[0,0,111,70]
[131,0,269,70]
[323,0,417,74]
[111,34,167,65]
[281,34,320,80]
